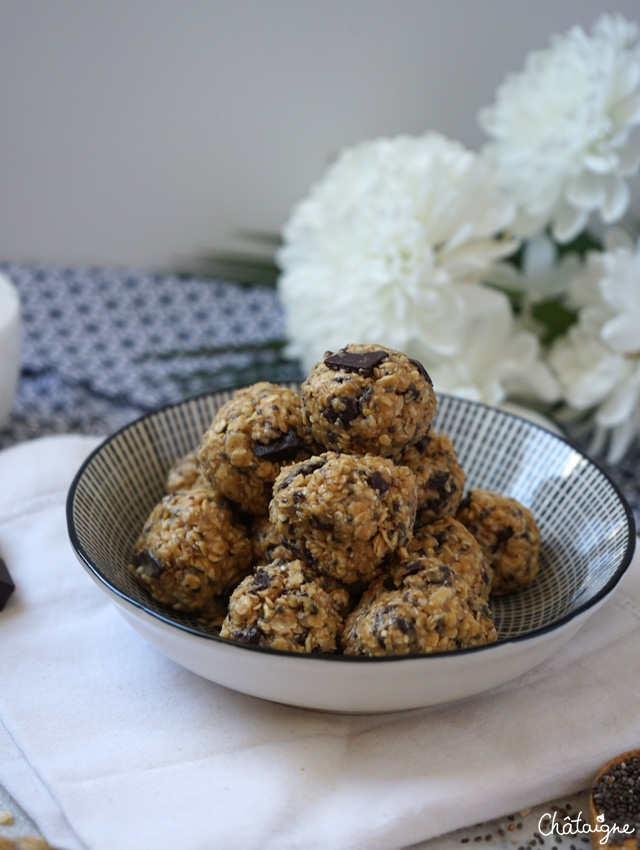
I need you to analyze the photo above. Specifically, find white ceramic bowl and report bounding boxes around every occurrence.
[67,390,635,713]
[0,273,21,426]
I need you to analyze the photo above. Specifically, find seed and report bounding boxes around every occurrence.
[592,754,640,845]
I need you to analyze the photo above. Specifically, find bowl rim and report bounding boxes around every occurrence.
[66,388,637,664]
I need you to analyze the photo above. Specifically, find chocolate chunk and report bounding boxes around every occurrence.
[409,358,433,385]
[458,494,471,514]
[324,349,388,375]
[322,396,359,427]
[357,384,375,411]
[400,559,424,578]
[276,457,327,491]
[425,564,453,585]
[412,434,432,453]
[383,574,396,591]
[424,470,453,510]
[252,569,271,590]
[0,556,15,611]
[368,471,391,494]
[310,514,333,532]
[395,616,415,636]
[237,626,261,645]
[253,430,305,462]
[433,529,448,547]
[492,526,514,552]
[132,549,165,578]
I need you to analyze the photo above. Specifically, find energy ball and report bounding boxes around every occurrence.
[408,516,492,601]
[130,489,252,613]
[199,382,314,515]
[342,555,497,657]
[165,449,210,493]
[397,432,465,524]
[301,343,436,456]
[270,451,417,586]
[457,488,540,595]
[220,559,351,653]
[250,515,294,565]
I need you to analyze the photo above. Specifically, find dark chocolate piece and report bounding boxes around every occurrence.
[132,549,165,578]
[424,564,453,585]
[322,396,359,427]
[367,471,391,494]
[492,526,515,552]
[324,349,388,375]
[252,569,272,590]
[408,358,433,385]
[253,430,305,462]
[275,457,327,492]
[0,556,15,611]
[424,470,454,511]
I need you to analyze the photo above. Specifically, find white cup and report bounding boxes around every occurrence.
[0,273,21,426]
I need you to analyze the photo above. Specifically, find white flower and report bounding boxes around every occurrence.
[480,14,640,243]
[277,132,515,374]
[548,233,640,461]
[489,233,582,340]
[492,234,580,305]
[425,285,559,407]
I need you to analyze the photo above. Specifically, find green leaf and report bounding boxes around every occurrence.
[555,229,602,260]
[531,297,578,346]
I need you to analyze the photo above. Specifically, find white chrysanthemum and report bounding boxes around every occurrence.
[480,14,640,243]
[426,285,559,407]
[548,232,640,461]
[277,132,515,376]
[492,234,581,304]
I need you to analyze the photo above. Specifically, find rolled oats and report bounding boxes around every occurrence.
[301,343,436,457]
[130,489,252,613]
[269,451,417,585]
[199,382,314,515]
[220,559,351,653]
[457,488,540,595]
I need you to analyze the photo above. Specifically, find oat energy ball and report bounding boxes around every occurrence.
[270,452,417,585]
[199,382,313,515]
[457,488,540,595]
[165,449,210,493]
[250,515,294,565]
[408,516,492,600]
[130,489,252,613]
[397,432,465,524]
[220,559,351,653]
[301,343,436,456]
[342,556,497,656]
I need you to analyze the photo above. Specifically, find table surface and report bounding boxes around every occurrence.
[0,261,637,850]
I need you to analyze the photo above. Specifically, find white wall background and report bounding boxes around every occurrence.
[0,1,638,270]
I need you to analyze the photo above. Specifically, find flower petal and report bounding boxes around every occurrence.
[552,202,588,243]
[617,143,640,175]
[600,313,640,354]
[602,176,631,222]
[565,173,605,210]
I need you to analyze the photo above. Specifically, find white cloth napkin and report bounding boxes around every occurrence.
[1,435,639,850]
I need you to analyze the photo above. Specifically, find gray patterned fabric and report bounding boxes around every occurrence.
[0,262,637,526]
[0,262,301,444]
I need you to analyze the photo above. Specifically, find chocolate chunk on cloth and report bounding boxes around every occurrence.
[0,555,15,610]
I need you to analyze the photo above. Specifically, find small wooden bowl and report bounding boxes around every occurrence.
[590,748,640,849]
